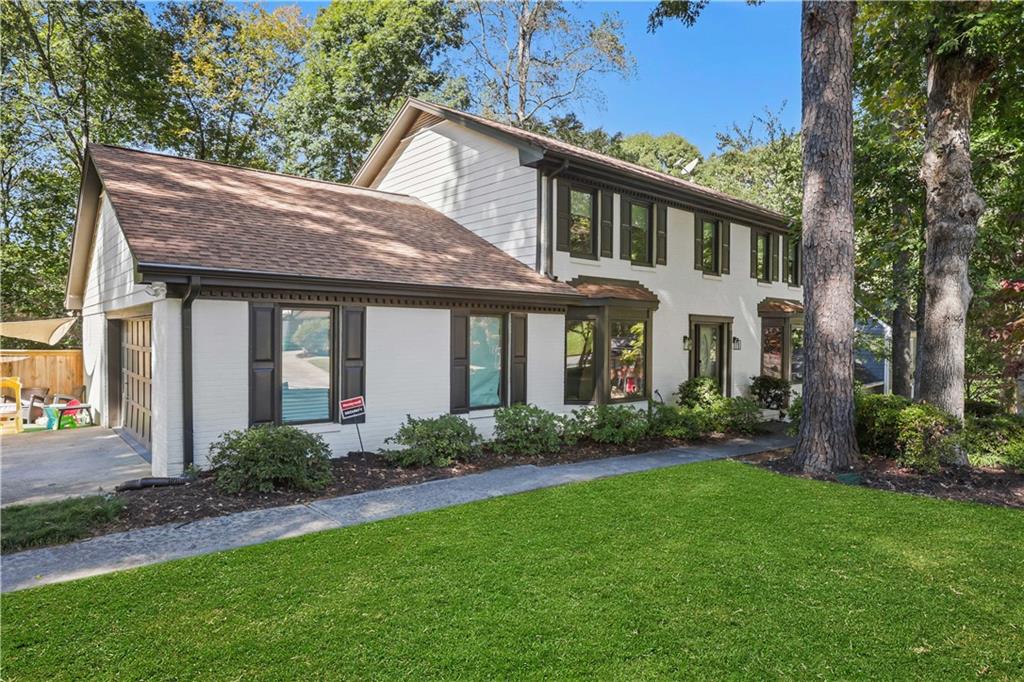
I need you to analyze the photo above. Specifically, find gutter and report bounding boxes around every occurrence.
[181,275,200,469]
[544,159,570,278]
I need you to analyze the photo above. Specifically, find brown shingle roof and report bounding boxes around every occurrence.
[87,145,577,299]
[568,277,659,305]
[403,99,788,228]
[758,297,804,315]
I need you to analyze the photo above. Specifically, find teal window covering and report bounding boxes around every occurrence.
[469,316,502,408]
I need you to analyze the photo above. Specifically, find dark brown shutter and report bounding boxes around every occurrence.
[750,230,758,278]
[720,220,730,274]
[451,311,469,413]
[250,303,277,425]
[694,215,703,270]
[509,313,527,404]
[556,181,570,252]
[341,306,366,423]
[599,191,613,258]
[782,236,791,282]
[771,234,781,281]
[655,204,668,265]
[620,198,631,260]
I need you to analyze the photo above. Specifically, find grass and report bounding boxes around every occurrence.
[3,461,1023,680]
[0,495,124,554]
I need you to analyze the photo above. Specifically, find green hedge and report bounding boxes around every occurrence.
[209,425,333,493]
[381,414,482,467]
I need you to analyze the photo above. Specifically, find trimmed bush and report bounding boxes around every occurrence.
[894,403,958,472]
[855,393,911,454]
[750,375,791,410]
[959,413,1024,469]
[647,404,713,440]
[493,404,562,456]
[209,425,332,493]
[381,414,481,467]
[715,397,763,435]
[569,405,649,445]
[676,377,724,409]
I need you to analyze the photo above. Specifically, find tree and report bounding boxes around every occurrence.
[793,1,859,473]
[159,0,307,167]
[277,0,464,182]
[463,0,633,127]
[620,132,702,179]
[538,113,635,160]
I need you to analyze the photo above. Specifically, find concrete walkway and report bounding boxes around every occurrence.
[1,432,793,593]
[1,427,151,507]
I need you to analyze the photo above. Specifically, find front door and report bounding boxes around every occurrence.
[694,323,722,385]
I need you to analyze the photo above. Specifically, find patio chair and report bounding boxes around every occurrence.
[20,386,49,423]
[0,376,23,434]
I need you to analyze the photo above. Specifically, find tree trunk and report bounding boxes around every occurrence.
[913,218,926,399]
[917,37,992,421]
[794,0,858,474]
[891,248,914,398]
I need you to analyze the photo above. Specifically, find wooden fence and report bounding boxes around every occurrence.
[0,349,84,398]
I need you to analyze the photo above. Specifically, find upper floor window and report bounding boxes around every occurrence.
[569,188,597,259]
[755,232,771,281]
[626,200,653,266]
[698,216,727,275]
[785,236,801,286]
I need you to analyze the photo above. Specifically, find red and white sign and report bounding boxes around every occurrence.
[340,396,365,423]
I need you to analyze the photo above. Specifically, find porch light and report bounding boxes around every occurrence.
[732,336,742,351]
[682,335,691,351]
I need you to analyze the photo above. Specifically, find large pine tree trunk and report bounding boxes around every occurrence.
[794,0,858,474]
[891,248,915,398]
[917,41,992,421]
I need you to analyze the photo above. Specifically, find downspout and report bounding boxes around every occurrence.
[544,159,570,278]
[181,275,200,469]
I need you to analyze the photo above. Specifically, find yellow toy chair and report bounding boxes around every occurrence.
[1,376,24,434]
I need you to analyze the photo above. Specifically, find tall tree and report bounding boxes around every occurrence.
[159,0,307,167]
[278,0,464,182]
[793,1,859,473]
[620,132,702,178]
[463,0,633,127]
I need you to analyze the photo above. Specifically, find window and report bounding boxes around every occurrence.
[627,201,652,265]
[760,317,804,384]
[785,237,801,286]
[755,232,771,281]
[609,319,647,401]
[569,188,597,258]
[702,217,721,273]
[469,315,503,409]
[565,318,597,403]
[281,307,333,423]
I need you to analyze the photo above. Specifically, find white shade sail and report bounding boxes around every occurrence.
[0,317,77,346]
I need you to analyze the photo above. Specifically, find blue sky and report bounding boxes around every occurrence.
[225,0,803,155]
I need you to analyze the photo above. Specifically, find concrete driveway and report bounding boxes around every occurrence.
[1,427,150,507]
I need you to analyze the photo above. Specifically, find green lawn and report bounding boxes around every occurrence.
[3,461,1022,680]
[1,495,124,553]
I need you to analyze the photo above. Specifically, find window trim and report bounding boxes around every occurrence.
[753,229,773,283]
[625,198,654,266]
[278,304,338,426]
[567,184,599,261]
[452,310,509,413]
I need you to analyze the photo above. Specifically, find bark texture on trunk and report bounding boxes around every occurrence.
[794,0,858,474]
[891,248,915,398]
[917,43,992,420]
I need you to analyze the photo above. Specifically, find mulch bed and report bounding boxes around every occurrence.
[96,435,712,536]
[739,448,1024,509]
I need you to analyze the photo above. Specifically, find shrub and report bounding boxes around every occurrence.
[715,397,763,435]
[677,377,724,409]
[960,413,1024,469]
[573,405,649,445]
[964,399,1003,417]
[855,393,911,454]
[209,425,332,493]
[648,404,709,440]
[493,404,562,456]
[749,375,791,410]
[786,395,803,435]
[894,403,958,472]
[381,414,481,467]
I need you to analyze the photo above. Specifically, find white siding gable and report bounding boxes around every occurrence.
[374,121,538,266]
[81,194,151,315]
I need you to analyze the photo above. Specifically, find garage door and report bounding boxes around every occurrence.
[121,317,152,448]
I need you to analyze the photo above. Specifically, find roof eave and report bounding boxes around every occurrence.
[63,153,102,310]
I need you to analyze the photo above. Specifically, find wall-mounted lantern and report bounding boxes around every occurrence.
[732,336,742,351]
[682,335,691,351]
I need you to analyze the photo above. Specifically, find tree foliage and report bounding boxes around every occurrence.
[278,0,464,182]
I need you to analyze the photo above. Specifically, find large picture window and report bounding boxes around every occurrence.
[761,317,804,384]
[469,315,503,409]
[565,318,596,403]
[609,319,646,401]
[569,188,597,258]
[627,201,652,265]
[281,307,333,423]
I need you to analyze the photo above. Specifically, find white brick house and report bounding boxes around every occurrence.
[66,99,804,477]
